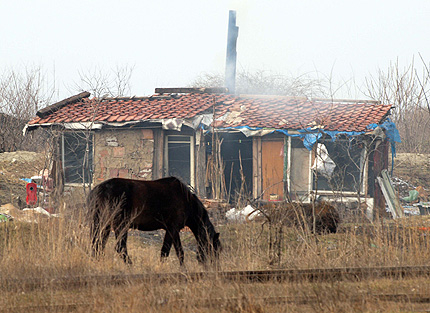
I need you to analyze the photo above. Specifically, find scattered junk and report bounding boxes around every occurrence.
[20,169,55,213]
[23,207,57,217]
[225,204,261,222]
[402,190,419,203]
[0,202,58,223]
[377,169,404,219]
[377,168,430,218]
[25,182,38,206]
[416,204,430,215]
[402,186,428,204]
[0,213,13,222]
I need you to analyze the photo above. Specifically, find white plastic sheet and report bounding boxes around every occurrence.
[311,143,336,177]
[225,205,261,222]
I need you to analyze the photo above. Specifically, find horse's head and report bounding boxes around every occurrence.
[212,232,222,258]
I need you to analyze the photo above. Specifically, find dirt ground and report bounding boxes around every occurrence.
[0,151,46,207]
[0,151,428,208]
[391,153,430,192]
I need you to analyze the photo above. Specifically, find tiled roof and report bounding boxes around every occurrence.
[27,92,392,132]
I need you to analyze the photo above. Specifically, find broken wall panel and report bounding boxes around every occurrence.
[373,139,390,215]
[289,138,310,200]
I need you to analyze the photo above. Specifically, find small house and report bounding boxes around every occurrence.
[25,88,399,218]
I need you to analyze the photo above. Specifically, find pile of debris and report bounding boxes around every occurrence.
[391,175,430,216]
[0,203,58,223]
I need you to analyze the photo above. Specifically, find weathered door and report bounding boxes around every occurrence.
[289,145,310,199]
[262,140,284,200]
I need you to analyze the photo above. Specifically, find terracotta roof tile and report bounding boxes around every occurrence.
[27,93,393,132]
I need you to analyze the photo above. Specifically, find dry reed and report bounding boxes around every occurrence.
[0,197,429,312]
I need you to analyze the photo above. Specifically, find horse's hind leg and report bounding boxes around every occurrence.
[114,226,132,264]
[91,220,110,258]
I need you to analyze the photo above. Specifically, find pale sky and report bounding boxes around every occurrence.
[1,0,430,101]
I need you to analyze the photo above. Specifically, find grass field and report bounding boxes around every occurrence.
[0,204,429,312]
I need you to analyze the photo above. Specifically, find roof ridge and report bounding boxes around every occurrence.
[155,87,228,94]
[311,98,381,104]
[36,91,90,118]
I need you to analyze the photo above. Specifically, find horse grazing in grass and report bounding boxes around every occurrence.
[87,177,221,265]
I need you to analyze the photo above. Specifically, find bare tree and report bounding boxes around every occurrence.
[68,66,135,195]
[75,65,134,98]
[0,67,54,152]
[191,69,327,98]
[365,58,430,153]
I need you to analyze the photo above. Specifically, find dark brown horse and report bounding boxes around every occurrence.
[87,177,221,265]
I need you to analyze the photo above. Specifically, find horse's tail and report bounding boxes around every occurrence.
[87,184,103,227]
[87,182,114,255]
[87,185,100,250]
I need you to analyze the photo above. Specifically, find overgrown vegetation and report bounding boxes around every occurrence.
[0,204,429,311]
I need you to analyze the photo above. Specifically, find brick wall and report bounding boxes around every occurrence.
[93,128,154,183]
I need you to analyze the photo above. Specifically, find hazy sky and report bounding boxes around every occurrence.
[1,0,430,100]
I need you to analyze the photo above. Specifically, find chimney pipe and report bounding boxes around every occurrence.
[225,10,239,94]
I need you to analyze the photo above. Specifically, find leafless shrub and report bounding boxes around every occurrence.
[365,58,430,153]
[191,69,327,98]
[74,65,134,98]
[0,67,53,152]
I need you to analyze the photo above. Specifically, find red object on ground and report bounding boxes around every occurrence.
[26,182,38,206]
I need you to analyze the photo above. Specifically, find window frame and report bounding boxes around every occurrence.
[61,131,94,185]
[164,134,195,188]
[310,138,367,196]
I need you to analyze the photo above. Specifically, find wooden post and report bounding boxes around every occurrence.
[152,128,164,179]
[195,129,206,198]
[252,137,262,199]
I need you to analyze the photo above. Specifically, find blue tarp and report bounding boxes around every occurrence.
[366,118,401,156]
[214,117,401,154]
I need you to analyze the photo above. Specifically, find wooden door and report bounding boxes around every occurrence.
[262,140,284,200]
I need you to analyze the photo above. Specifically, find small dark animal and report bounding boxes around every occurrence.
[287,201,340,234]
[87,177,221,265]
[261,201,340,234]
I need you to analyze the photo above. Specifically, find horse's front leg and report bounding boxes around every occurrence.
[161,231,173,261]
[161,230,184,266]
[172,230,184,266]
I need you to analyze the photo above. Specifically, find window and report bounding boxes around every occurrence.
[165,135,194,187]
[62,132,93,184]
[312,139,364,193]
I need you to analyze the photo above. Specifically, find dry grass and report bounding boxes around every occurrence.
[0,199,430,312]
[391,152,430,189]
